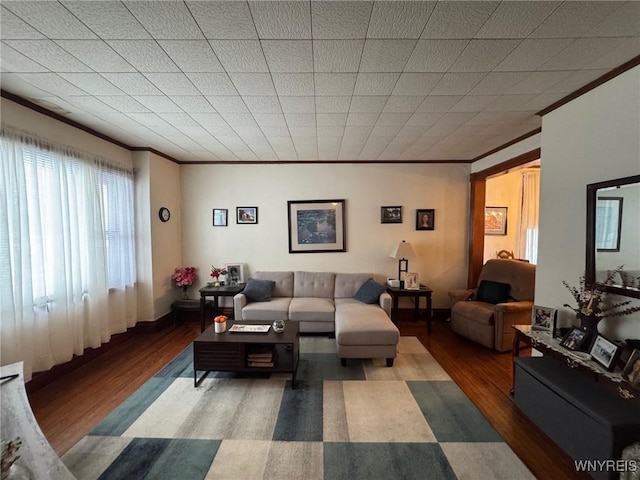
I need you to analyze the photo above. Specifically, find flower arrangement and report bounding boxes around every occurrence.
[211,265,228,280]
[563,266,640,319]
[172,266,198,287]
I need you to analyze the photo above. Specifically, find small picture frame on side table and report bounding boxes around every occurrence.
[622,349,640,390]
[405,272,419,290]
[225,263,244,286]
[560,327,587,351]
[532,305,556,334]
[589,334,620,371]
[213,208,228,226]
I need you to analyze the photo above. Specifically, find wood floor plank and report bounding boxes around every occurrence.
[27,320,587,479]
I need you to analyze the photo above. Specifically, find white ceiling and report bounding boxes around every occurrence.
[1,1,639,163]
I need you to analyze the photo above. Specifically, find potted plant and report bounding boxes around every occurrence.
[171,266,198,299]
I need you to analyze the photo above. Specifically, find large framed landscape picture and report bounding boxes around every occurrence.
[288,199,346,253]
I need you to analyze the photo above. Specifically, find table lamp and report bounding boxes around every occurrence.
[389,240,417,288]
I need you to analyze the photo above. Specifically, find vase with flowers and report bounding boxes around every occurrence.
[211,265,228,287]
[563,265,640,349]
[172,266,198,299]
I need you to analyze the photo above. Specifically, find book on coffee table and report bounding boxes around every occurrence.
[229,324,271,333]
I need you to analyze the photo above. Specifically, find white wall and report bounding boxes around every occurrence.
[180,163,470,308]
[537,66,640,340]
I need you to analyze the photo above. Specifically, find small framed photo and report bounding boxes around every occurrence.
[381,206,402,224]
[485,206,507,235]
[213,208,228,226]
[622,349,640,389]
[237,207,258,224]
[416,209,434,230]
[405,272,419,290]
[589,334,620,371]
[225,263,245,285]
[532,305,556,333]
[560,327,587,351]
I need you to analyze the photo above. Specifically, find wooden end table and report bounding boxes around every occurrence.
[193,320,300,388]
[386,284,434,334]
[198,283,245,332]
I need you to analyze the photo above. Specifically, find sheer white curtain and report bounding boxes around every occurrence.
[518,169,540,264]
[0,128,136,379]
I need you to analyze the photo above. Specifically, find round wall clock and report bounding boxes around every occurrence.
[159,207,170,222]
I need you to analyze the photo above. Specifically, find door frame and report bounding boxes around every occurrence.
[467,148,541,288]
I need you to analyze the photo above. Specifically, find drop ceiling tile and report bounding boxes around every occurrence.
[349,96,388,113]
[15,73,88,96]
[65,96,118,114]
[60,1,149,40]
[158,41,223,72]
[289,126,317,137]
[368,1,435,39]
[346,113,379,126]
[280,97,315,114]
[544,69,609,94]
[261,126,291,137]
[156,112,200,128]
[311,1,373,39]
[475,2,560,39]
[223,114,260,130]
[0,43,48,72]
[253,113,287,127]
[5,40,92,72]
[587,38,640,70]
[396,126,425,140]
[496,38,574,72]
[383,96,424,113]
[371,124,402,136]
[316,96,351,113]
[315,73,357,96]
[540,37,629,71]
[205,96,249,114]
[353,73,400,96]
[485,96,537,112]
[584,2,640,37]
[313,40,364,73]
[186,1,257,40]
[58,73,125,95]
[424,123,458,137]
[405,39,468,72]
[317,113,347,127]
[434,112,476,126]
[406,112,442,126]
[360,40,417,72]
[429,73,485,96]
[133,96,182,113]
[391,73,442,96]
[449,39,521,72]
[376,113,411,127]
[271,73,314,96]
[529,2,620,39]
[243,97,282,114]
[507,71,572,95]
[55,40,136,72]
[317,137,341,160]
[169,96,216,113]
[519,93,565,111]
[209,40,268,73]
[249,1,311,39]
[145,73,200,96]
[468,72,530,95]
[417,95,463,112]
[191,116,236,136]
[344,125,374,140]
[228,73,276,96]
[2,1,97,39]
[285,114,315,128]
[422,1,498,39]
[185,73,238,96]
[123,1,203,39]
[0,7,45,39]
[449,95,499,113]
[107,40,179,73]
[317,126,345,137]
[262,40,313,73]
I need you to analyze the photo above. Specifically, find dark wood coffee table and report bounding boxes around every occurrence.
[193,320,299,388]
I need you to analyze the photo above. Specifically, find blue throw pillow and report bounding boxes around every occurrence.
[353,278,386,304]
[476,280,511,304]
[243,279,276,302]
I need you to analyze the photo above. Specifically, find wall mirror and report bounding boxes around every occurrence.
[586,174,640,299]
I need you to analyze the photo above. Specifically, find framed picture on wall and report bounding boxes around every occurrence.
[288,199,346,253]
[381,206,402,224]
[416,209,434,230]
[485,206,507,235]
[236,207,258,224]
[213,209,228,226]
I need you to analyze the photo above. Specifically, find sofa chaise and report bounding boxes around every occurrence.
[233,271,400,366]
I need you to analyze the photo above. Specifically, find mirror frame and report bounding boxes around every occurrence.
[586,174,640,299]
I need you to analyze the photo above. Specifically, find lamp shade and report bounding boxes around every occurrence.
[389,240,417,259]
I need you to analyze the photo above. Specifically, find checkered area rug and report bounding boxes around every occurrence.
[63,336,534,480]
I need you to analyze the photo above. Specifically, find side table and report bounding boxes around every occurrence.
[386,285,434,334]
[172,299,213,326]
[199,284,246,332]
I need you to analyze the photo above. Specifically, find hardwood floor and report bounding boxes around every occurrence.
[27,319,587,479]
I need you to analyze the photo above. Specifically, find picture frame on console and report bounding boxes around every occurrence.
[416,209,434,230]
[213,209,228,227]
[381,206,402,224]
[225,263,244,286]
[622,349,640,389]
[532,305,556,334]
[405,272,419,290]
[560,327,587,351]
[589,334,620,371]
[287,199,346,253]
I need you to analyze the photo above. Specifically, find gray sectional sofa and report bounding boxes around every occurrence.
[233,271,400,366]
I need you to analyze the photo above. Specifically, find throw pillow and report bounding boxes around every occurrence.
[353,278,386,304]
[476,280,511,304]
[243,279,276,302]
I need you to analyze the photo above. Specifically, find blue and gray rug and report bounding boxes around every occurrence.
[62,337,534,480]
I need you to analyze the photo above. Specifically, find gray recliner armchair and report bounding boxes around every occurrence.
[448,259,536,352]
